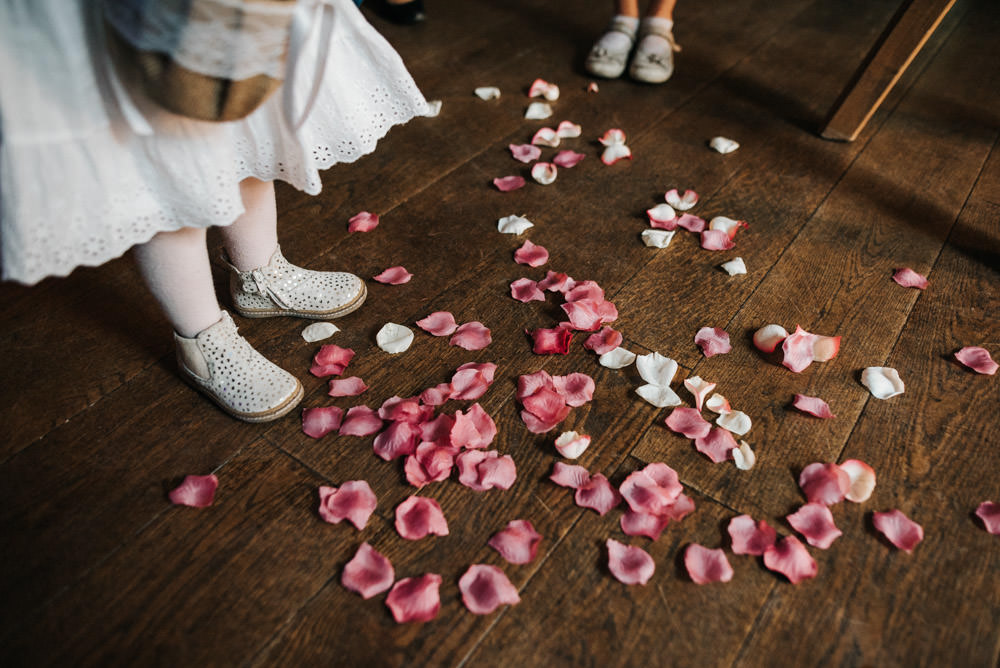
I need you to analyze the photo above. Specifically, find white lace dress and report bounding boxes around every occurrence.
[0,0,429,284]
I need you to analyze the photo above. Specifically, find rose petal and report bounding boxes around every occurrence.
[302,406,344,438]
[489,519,542,564]
[450,321,492,351]
[700,230,735,251]
[419,383,452,407]
[536,270,574,292]
[607,539,654,585]
[636,382,682,409]
[873,509,923,552]
[620,510,672,541]
[861,366,905,399]
[683,376,716,411]
[601,143,632,165]
[892,267,928,289]
[341,542,395,599]
[792,394,835,418]
[528,78,559,100]
[385,574,442,623]
[587,82,599,92]
[494,176,527,192]
[635,351,678,387]
[373,266,412,285]
[556,120,582,138]
[531,162,558,185]
[168,474,218,508]
[514,240,550,267]
[378,395,429,423]
[552,372,595,407]
[339,405,384,436]
[528,326,573,355]
[695,327,732,357]
[376,322,414,354]
[665,188,699,211]
[395,496,449,540]
[416,311,459,336]
[694,427,739,463]
[839,459,877,503]
[753,324,789,353]
[812,335,841,362]
[301,322,339,342]
[709,136,739,153]
[456,449,517,491]
[566,281,606,303]
[450,362,497,401]
[550,461,591,489]
[328,376,368,397]
[459,564,521,615]
[372,421,420,461]
[497,214,534,234]
[676,213,706,233]
[509,143,542,164]
[599,346,636,369]
[732,440,756,470]
[716,411,751,436]
[974,501,1000,535]
[727,515,776,555]
[583,327,623,355]
[763,536,817,584]
[450,403,497,449]
[705,393,731,413]
[475,86,501,100]
[575,473,621,515]
[554,431,592,459]
[525,101,553,119]
[782,325,818,373]
[561,299,612,331]
[553,150,586,168]
[641,229,675,248]
[646,203,677,229]
[348,211,379,233]
[955,346,998,375]
[708,216,748,240]
[787,503,842,549]
[720,257,747,276]
[685,544,734,584]
[404,445,455,488]
[310,344,355,378]
[619,464,682,515]
[531,127,560,148]
[318,481,377,530]
[510,278,545,303]
[522,386,568,421]
[599,128,626,145]
[665,407,712,439]
[799,462,850,505]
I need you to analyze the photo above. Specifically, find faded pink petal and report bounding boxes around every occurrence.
[310,344,355,377]
[550,461,591,488]
[450,362,497,401]
[531,127,560,147]
[510,277,546,302]
[556,120,582,138]
[385,574,442,623]
[328,376,368,397]
[599,128,626,145]
[763,536,817,584]
[373,420,420,461]
[787,503,842,549]
[676,213,706,233]
[420,383,452,407]
[727,515,777,555]
[517,369,556,399]
[620,464,682,515]
[520,407,568,434]
[537,270,574,292]
[665,188,699,211]
[700,230,735,251]
[695,327,732,357]
[554,431,591,459]
[684,376,716,412]
[553,150,586,168]
[620,510,672,541]
[395,496,449,540]
[373,266,412,285]
[459,564,521,614]
[753,324,788,353]
[685,544,734,584]
[792,394,835,419]
[510,143,542,163]
[489,519,542,564]
[562,299,617,331]
[529,78,558,99]
[665,407,712,439]
[522,386,569,421]
[550,374,594,408]
[302,406,344,438]
[893,267,928,289]
[531,162,558,185]
[564,281,604,302]
[840,459,877,503]
[873,509,923,552]
[339,405,384,437]
[583,326,623,355]
[168,474,218,508]
[404,444,455,488]
[451,403,497,449]
[708,216,748,239]
[799,462,850,505]
[694,427,739,463]
[416,311,459,336]
[975,501,1000,535]
[341,542,394,599]
[782,325,818,373]
[456,449,516,491]
[601,143,632,165]
[955,346,998,375]
[528,327,573,355]
[318,481,377,530]
[575,474,621,515]
[647,203,677,229]
[514,240,550,267]
[348,211,379,233]
[378,396,431,424]
[419,413,456,447]
[494,176,526,192]
[450,322,492,351]
[812,335,841,362]
[607,539,654,585]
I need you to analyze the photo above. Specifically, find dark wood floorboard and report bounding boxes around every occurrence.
[1,0,997,666]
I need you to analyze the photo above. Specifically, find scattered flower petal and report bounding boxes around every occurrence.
[587,82,599,92]
[550,461,591,488]
[456,450,517,491]
[561,299,617,331]
[695,327,732,357]
[450,321,492,350]
[620,510,672,541]
[700,229,735,251]
[575,474,621,515]
[599,346,636,369]
[385,574,442,623]
[420,383,452,407]
[861,366,905,399]
[318,481,377,530]
[763,536,817,584]
[955,346,998,375]
[416,311,459,336]
[709,136,739,153]
[665,188,699,211]
[373,266,412,285]
[694,427,739,463]
[601,143,632,165]
[646,203,677,229]
[348,211,379,233]
[636,383,682,408]
[583,326,623,355]
[301,322,339,342]
[537,270,574,292]
[529,78,559,100]
[339,405,384,436]
[641,229,675,248]
[451,403,498,449]
[684,376,716,411]
[974,501,1000,535]
[732,440,756,470]
[708,216,748,240]
[787,503,842,549]
[556,120,582,138]
[554,431,591,459]
[840,459,877,503]
[607,539,654,585]
[782,325,818,373]
[812,335,841,362]
[525,101,553,120]
[497,214,534,234]
[531,162,558,185]
[728,515,776,555]
[873,509,923,552]
[685,544,734,584]
[753,324,788,353]
[619,463,683,515]
[474,86,501,100]
[395,496,449,540]
[552,372,595,407]
[489,520,542,564]
[792,394,835,419]
[341,543,394,599]
[514,240,550,267]
[510,277,545,302]
[665,407,712,439]
[636,351,678,387]
[459,564,521,614]
[799,462,850,505]
[705,393,731,413]
[302,406,344,438]
[676,213,706,232]
[552,149,586,168]
[720,257,747,276]
[310,344,355,377]
[168,474,218,508]
[494,176,526,192]
[328,376,368,397]
[892,267,928,289]
[528,326,573,355]
[450,362,497,401]
[509,143,541,163]
[376,322,414,354]
[373,421,420,461]
[531,127,560,148]
[599,128,627,145]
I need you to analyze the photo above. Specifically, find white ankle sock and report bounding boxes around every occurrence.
[595,15,639,53]
[636,16,675,58]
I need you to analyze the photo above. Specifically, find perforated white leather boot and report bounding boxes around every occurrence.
[224,246,367,319]
[175,311,303,422]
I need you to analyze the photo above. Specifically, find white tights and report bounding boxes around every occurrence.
[134,177,280,338]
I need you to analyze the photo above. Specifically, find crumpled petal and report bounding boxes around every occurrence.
[556,120,582,138]
[379,395,430,424]
[376,322,414,354]
[873,509,923,552]
[601,143,632,165]
[619,463,683,515]
[787,503,842,549]
[564,279,605,301]
[753,324,788,353]
[168,474,218,508]
[385,574,442,623]
[708,216,748,240]
[553,149,586,168]
[302,406,344,438]
[552,373,595,407]
[537,270,574,292]
[599,128,626,145]
[694,427,738,463]
[531,127,560,148]
[509,143,542,163]
[561,299,617,331]
[782,325,818,373]
[861,366,905,399]
[531,162,557,185]
[489,519,542,564]
[328,376,368,397]
[792,394,835,418]
[799,462,850,505]
[684,544,734,584]
[695,327,732,357]
[318,481,377,530]
[514,239,550,267]
[452,403,497,449]
[339,405,384,436]
[620,510,671,541]
[575,473,621,515]
[840,459,876,502]
[373,266,412,284]
[599,346,636,369]
[732,440,756,470]
[395,496,449,540]
[420,383,452,407]
[974,501,1000,535]
[646,203,677,229]
[510,278,545,303]
[720,257,747,276]
[404,444,455,488]
[524,101,553,119]
[373,420,420,461]
[450,362,497,401]
[665,188,699,211]
[341,542,395,599]
[528,78,559,100]
[550,461,591,488]
[705,392,731,413]
[641,229,675,248]
[521,385,570,426]
[635,351,677,387]
[497,214,534,234]
[459,564,521,614]
[709,136,739,153]
[310,344,355,377]
[892,267,928,289]
[700,229,735,251]
[727,515,776,555]
[474,86,501,100]
[676,213,706,232]
[684,376,716,411]
[636,383,682,408]
[607,539,654,585]
[763,536,817,584]
[416,311,459,336]
[450,321,492,350]
[554,431,591,458]
[528,326,573,355]
[955,346,998,375]
[456,449,517,491]
[302,322,339,342]
[348,211,379,233]
[583,326,622,355]
[665,407,712,439]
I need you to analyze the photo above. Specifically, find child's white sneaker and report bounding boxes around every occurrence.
[585,15,639,79]
[629,17,680,84]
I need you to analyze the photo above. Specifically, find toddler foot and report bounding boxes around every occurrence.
[629,17,679,84]
[585,15,639,79]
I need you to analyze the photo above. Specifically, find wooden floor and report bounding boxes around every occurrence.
[2,0,998,665]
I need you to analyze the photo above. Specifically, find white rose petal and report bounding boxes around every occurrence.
[635,352,678,387]
[720,257,747,276]
[641,229,675,248]
[376,323,413,354]
[709,136,739,153]
[554,431,591,459]
[732,441,756,470]
[635,383,682,408]
[599,346,636,369]
[474,86,501,100]
[497,215,534,234]
[301,322,339,342]
[717,410,752,436]
[861,366,905,399]
[525,102,553,120]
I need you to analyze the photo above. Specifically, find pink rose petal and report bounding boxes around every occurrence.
[840,459,877,503]
[554,431,591,459]
[708,216,748,239]
[385,574,442,623]
[753,324,788,353]
[450,321,492,351]
[378,396,430,424]
[646,203,677,229]
[522,385,569,420]
[416,311,459,336]
[799,462,850,505]
[395,496,449,540]
[537,270,574,292]
[787,503,842,549]
[812,335,841,362]
[420,383,452,407]
[348,211,379,233]
[683,376,717,412]
[781,325,818,373]
[372,420,420,461]
[727,515,777,555]
[310,344,355,378]
[459,564,521,615]
[975,501,1000,535]
[583,326,623,355]
[318,481,377,530]
[665,407,712,439]
[339,405,384,437]
[456,449,517,491]
[450,362,497,401]
[531,127,560,147]
[872,509,923,552]
[694,427,739,463]
[665,188,699,211]
[893,267,928,289]
[620,510,672,541]
[792,394,836,419]
[302,406,344,438]
[607,539,654,585]
[564,280,605,302]
[341,542,394,599]
[562,299,617,331]
[494,176,526,192]
[419,413,455,447]
[510,143,542,163]
[373,266,412,285]
[454,403,497,449]
[553,150,586,168]
[684,544,734,584]
[695,327,732,357]
[676,213,706,233]
[955,346,998,375]
[489,519,543,564]
[620,464,683,515]
[528,326,573,355]
[700,230,735,251]
[556,120,582,138]
[514,240,550,267]
[552,372,595,407]
[328,376,368,397]
[168,474,218,508]
[763,536,818,584]
[404,444,455,488]
[575,473,621,515]
[510,277,546,302]
[549,462,590,491]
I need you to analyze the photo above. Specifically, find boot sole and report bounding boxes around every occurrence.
[234,283,367,320]
[181,373,305,423]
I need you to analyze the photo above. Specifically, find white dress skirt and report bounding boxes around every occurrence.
[0,0,429,284]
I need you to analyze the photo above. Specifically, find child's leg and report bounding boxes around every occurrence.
[630,0,679,84]
[218,177,279,272]
[585,1,641,79]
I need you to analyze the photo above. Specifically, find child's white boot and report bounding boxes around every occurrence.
[585,15,640,79]
[175,311,303,422]
[224,246,366,319]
